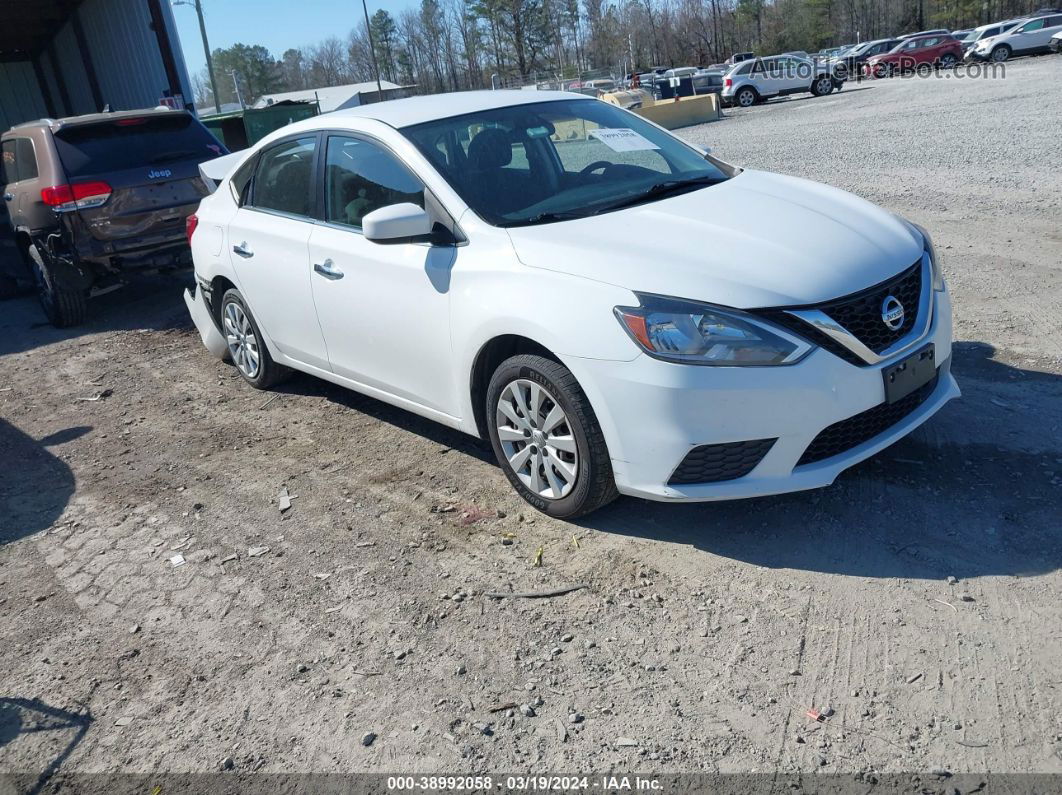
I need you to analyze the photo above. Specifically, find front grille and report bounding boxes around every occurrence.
[797,372,939,466]
[758,260,923,366]
[669,438,776,485]
[824,261,922,352]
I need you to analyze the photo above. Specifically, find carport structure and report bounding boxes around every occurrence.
[0,0,193,129]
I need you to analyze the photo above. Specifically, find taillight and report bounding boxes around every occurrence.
[185,213,199,244]
[41,181,112,211]
[724,77,733,88]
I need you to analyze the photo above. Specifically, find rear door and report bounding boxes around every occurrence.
[51,113,224,247]
[2,137,42,230]
[225,134,329,371]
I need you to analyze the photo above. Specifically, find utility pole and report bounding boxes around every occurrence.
[361,0,384,103]
[230,70,245,110]
[173,0,220,114]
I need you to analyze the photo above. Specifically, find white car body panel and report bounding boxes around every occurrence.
[185,90,958,504]
[506,170,922,309]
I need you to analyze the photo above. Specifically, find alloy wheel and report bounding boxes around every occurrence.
[816,77,833,94]
[737,89,755,107]
[992,47,1009,62]
[495,379,578,500]
[223,301,261,379]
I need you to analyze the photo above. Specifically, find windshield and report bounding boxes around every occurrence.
[401,98,730,227]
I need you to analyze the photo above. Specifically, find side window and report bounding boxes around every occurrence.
[323,136,424,229]
[230,154,258,205]
[1020,19,1045,32]
[1049,16,1062,27]
[15,139,38,181]
[1,140,16,184]
[249,136,316,218]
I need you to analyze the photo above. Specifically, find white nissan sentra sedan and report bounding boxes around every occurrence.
[184,90,959,518]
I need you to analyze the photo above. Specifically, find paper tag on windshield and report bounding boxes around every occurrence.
[588,128,660,152]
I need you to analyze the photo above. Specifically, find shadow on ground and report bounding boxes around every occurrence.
[0,420,83,547]
[0,272,191,358]
[276,339,1061,582]
[0,697,92,794]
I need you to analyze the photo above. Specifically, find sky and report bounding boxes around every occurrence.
[172,0,423,80]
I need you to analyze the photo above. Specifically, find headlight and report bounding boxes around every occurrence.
[896,217,945,291]
[614,295,813,366]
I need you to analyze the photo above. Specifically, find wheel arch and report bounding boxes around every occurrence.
[469,334,562,440]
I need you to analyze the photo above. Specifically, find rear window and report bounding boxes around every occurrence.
[54,114,225,179]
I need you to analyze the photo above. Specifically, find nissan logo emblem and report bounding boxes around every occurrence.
[881,295,905,331]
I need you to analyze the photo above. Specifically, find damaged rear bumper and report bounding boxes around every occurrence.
[183,282,228,358]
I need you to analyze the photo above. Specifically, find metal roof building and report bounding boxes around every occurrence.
[254,80,414,114]
[0,0,194,129]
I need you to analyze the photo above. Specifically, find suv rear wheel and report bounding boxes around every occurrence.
[27,242,87,328]
[734,87,758,108]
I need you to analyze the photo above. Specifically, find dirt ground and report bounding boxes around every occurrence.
[2,59,1061,782]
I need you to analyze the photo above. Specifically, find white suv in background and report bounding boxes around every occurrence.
[721,55,842,108]
[970,13,1062,61]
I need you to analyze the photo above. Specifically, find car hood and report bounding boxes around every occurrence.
[504,169,923,309]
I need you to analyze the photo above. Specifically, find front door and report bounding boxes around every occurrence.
[226,134,329,371]
[308,134,458,417]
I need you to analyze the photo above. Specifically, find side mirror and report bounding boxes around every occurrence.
[363,203,433,244]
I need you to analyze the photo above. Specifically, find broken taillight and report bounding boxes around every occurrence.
[186,213,199,245]
[41,181,112,211]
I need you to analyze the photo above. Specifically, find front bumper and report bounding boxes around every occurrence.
[566,288,958,502]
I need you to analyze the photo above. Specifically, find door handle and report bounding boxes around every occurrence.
[3,193,13,201]
[313,259,344,280]
[232,242,254,258]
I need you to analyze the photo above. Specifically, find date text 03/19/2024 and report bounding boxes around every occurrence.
[386,776,663,791]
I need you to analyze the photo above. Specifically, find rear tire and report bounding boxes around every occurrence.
[735,87,757,108]
[27,242,87,328]
[219,288,291,390]
[486,354,617,519]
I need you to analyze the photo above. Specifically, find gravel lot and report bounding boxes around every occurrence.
[2,56,1061,781]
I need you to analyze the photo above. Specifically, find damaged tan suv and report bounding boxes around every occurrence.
[2,108,225,326]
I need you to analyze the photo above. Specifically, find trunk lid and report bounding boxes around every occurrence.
[53,113,224,242]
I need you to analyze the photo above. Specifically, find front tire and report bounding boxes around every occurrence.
[27,242,86,328]
[940,53,957,68]
[811,75,834,96]
[486,354,617,519]
[219,288,290,389]
[991,45,1011,62]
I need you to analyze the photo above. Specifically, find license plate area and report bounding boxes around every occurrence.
[882,344,935,404]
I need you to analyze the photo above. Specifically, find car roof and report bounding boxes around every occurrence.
[7,108,190,135]
[320,90,582,129]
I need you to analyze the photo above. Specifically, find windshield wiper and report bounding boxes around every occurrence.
[593,175,726,213]
[504,210,591,227]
